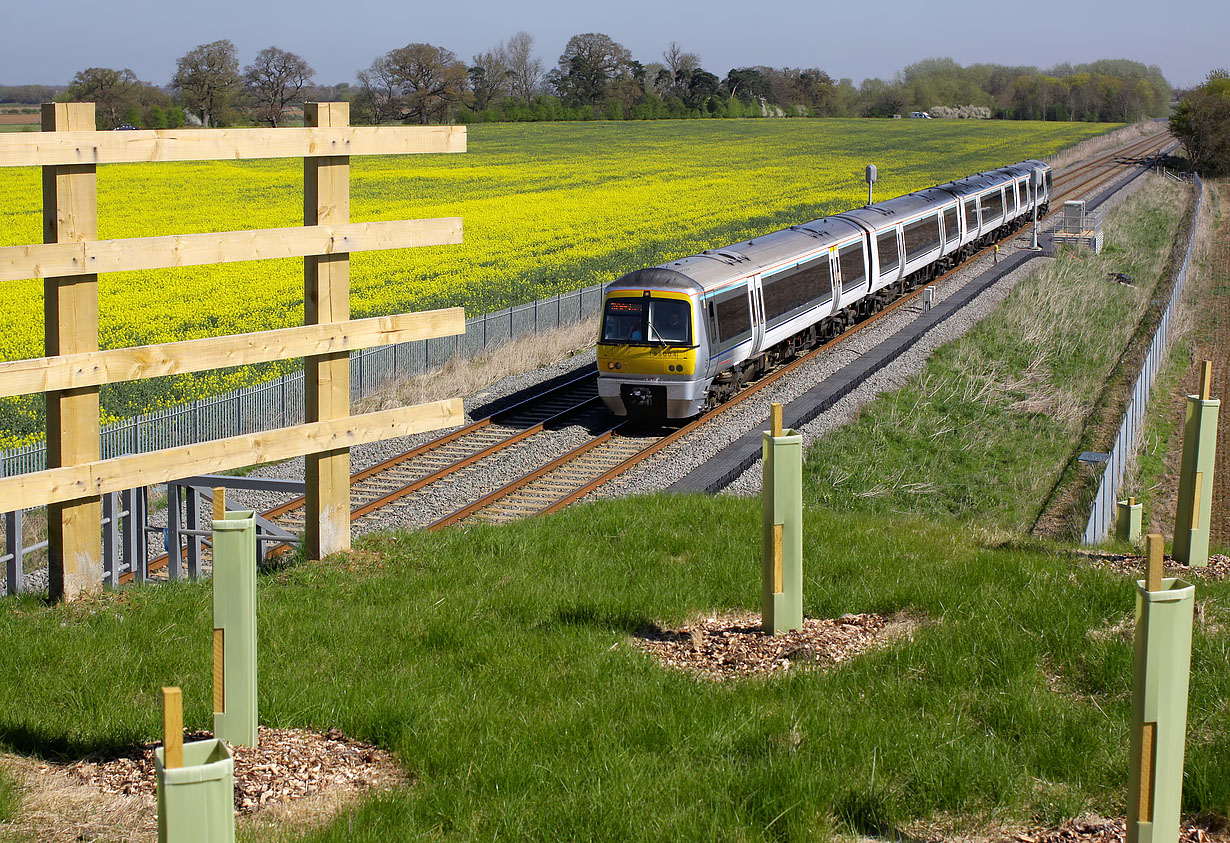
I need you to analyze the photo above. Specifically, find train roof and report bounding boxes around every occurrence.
[603,160,1054,297]
[607,217,863,295]
[836,190,950,231]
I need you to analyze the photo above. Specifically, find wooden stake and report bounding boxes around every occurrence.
[304,102,352,560]
[1145,533,1164,592]
[213,629,225,713]
[1199,360,1212,401]
[162,686,183,769]
[772,523,783,593]
[43,102,102,601]
[213,487,226,521]
[1139,721,1156,821]
[1192,474,1202,529]
[1129,496,1136,507]
[770,403,783,438]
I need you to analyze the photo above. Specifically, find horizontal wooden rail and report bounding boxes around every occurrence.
[0,398,464,511]
[0,218,462,283]
[0,125,466,168]
[0,308,465,397]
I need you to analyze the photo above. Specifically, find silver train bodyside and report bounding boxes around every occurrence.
[597,159,1053,419]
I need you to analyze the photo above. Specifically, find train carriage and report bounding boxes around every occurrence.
[598,159,1053,420]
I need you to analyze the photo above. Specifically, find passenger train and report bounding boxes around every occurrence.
[597,160,1053,419]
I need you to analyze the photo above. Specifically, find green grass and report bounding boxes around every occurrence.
[1,500,1228,840]
[804,177,1190,537]
[0,124,38,133]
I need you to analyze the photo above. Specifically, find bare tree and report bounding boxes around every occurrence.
[355,56,403,124]
[469,47,510,111]
[172,40,242,127]
[662,41,701,97]
[244,46,314,127]
[505,31,543,104]
[663,42,701,78]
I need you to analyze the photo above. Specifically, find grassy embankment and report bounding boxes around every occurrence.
[2,173,1227,840]
[805,176,1197,541]
[1128,181,1224,531]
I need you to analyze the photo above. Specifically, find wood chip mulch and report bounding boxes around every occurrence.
[632,609,918,680]
[1076,550,1230,581]
[67,726,403,813]
[1014,814,1224,843]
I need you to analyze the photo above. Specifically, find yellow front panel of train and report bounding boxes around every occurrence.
[598,291,697,376]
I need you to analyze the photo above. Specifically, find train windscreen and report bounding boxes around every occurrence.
[601,296,691,345]
[602,298,644,343]
[647,298,691,345]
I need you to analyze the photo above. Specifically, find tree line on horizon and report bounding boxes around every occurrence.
[1,33,1176,131]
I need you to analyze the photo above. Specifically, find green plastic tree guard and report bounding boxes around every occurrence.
[156,739,235,843]
[1117,500,1143,543]
[762,428,803,635]
[1172,395,1219,567]
[212,510,258,748]
[1127,577,1195,843]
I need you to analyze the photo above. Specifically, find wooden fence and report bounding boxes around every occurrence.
[0,102,466,600]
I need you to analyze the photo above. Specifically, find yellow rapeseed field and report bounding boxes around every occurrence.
[0,119,1113,444]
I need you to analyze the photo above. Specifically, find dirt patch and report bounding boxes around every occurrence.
[1,726,403,841]
[1020,814,1224,843]
[0,113,39,125]
[898,812,1228,843]
[1075,549,1230,582]
[633,609,919,680]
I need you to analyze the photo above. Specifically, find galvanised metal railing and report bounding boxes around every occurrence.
[1,284,604,478]
[1081,175,1205,544]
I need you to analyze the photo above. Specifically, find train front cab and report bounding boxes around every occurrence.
[597,287,707,419]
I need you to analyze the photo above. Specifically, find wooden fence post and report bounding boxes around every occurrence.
[43,102,102,600]
[304,102,351,559]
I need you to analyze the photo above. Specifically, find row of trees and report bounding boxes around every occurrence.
[29,34,1175,130]
[342,36,1175,125]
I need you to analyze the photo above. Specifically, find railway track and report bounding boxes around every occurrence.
[424,128,1174,529]
[143,127,1175,565]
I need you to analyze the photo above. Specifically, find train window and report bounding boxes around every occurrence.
[964,198,978,231]
[981,190,1003,222]
[762,256,832,327]
[876,229,899,275]
[1005,184,1016,212]
[903,215,941,261]
[712,285,752,351]
[1019,181,1029,205]
[943,206,959,243]
[601,298,644,343]
[647,298,691,345]
[1045,171,1053,194]
[839,242,865,293]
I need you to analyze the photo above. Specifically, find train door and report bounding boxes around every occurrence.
[749,276,765,354]
[874,225,901,290]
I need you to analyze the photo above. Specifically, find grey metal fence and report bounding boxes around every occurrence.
[1081,175,1205,544]
[1,284,604,478]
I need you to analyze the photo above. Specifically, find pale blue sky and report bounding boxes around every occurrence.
[4,0,1224,89]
